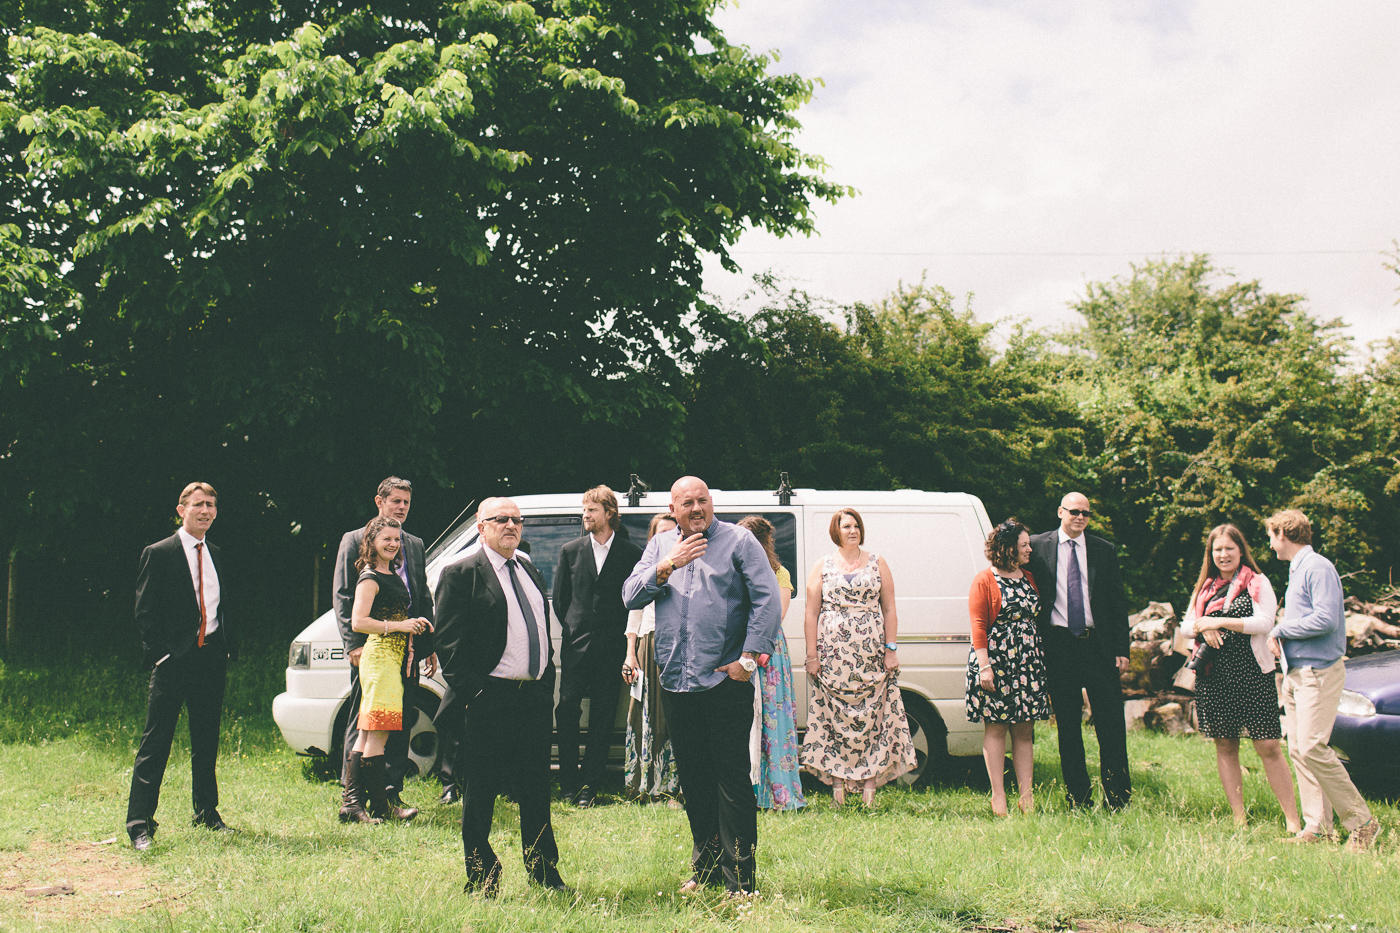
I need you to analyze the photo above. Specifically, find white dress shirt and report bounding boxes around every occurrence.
[484,546,549,680]
[1049,528,1094,631]
[177,526,220,635]
[590,530,614,575]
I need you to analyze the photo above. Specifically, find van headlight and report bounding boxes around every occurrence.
[1337,690,1376,718]
[288,641,312,670]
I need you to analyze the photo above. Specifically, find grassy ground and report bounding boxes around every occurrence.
[0,646,1396,932]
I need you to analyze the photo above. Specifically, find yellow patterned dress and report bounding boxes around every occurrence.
[357,568,413,732]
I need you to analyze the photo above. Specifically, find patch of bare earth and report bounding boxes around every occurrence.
[0,837,189,925]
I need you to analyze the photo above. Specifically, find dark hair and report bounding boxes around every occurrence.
[828,508,865,546]
[1189,523,1262,604]
[738,516,781,573]
[984,518,1029,572]
[647,512,676,541]
[357,516,404,573]
[376,476,412,500]
[583,485,622,531]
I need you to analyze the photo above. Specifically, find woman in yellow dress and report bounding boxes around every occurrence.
[346,516,433,823]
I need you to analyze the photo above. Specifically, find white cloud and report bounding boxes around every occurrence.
[706,0,1400,347]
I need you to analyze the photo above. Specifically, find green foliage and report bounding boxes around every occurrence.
[1048,256,1395,601]
[0,0,848,632]
[684,276,1082,524]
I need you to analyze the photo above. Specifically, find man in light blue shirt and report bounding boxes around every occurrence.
[1267,509,1378,851]
[623,476,780,894]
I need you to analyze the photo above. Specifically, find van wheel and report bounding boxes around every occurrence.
[405,689,442,778]
[896,692,948,790]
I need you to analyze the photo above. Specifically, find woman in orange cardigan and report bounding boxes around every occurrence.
[964,519,1052,815]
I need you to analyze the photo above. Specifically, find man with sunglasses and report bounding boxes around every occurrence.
[1026,492,1132,811]
[432,498,569,896]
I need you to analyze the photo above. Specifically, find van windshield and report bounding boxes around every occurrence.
[425,509,479,565]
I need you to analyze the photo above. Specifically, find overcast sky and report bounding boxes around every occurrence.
[702,0,1400,351]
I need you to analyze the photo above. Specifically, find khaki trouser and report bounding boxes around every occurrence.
[1281,660,1372,833]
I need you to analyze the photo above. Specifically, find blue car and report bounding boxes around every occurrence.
[1330,649,1400,779]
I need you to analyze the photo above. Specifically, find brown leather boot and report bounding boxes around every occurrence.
[338,752,382,824]
[361,756,417,821]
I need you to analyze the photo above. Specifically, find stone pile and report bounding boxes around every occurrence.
[1343,592,1400,656]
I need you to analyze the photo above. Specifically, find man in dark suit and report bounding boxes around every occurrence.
[332,476,437,820]
[553,485,643,807]
[1025,491,1132,811]
[126,482,236,851]
[433,496,569,896]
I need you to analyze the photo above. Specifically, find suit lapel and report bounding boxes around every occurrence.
[1085,537,1097,594]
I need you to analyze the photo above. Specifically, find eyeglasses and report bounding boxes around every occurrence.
[483,516,525,526]
[1062,508,1092,518]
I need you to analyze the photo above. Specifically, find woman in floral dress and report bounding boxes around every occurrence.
[800,508,917,806]
[622,514,680,801]
[738,516,805,811]
[965,519,1051,816]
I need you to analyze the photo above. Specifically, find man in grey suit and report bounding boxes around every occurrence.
[333,476,436,820]
[1024,491,1132,811]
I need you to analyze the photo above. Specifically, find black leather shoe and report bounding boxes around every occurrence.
[131,832,154,852]
[571,785,596,808]
[193,811,235,833]
[534,876,573,895]
[438,784,460,805]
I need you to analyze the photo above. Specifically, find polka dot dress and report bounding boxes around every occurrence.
[1194,590,1282,741]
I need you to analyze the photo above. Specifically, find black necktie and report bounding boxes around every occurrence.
[506,558,542,678]
[1065,539,1086,636]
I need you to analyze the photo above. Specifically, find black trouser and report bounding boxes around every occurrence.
[555,636,626,793]
[126,632,228,839]
[662,677,757,893]
[1043,626,1132,809]
[460,677,561,887]
[341,662,411,793]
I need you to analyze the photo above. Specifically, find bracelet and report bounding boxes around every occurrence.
[804,656,818,664]
[384,620,389,635]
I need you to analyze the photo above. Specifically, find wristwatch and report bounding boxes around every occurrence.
[884,642,898,651]
[738,656,758,673]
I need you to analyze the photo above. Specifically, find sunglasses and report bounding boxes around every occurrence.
[483,516,525,526]
[1062,508,1092,518]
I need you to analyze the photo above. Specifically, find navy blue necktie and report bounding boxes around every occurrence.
[1065,538,1086,636]
[506,559,542,679]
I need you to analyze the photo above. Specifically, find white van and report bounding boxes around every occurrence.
[272,488,993,787]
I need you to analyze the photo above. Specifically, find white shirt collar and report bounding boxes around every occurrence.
[591,530,614,551]
[177,526,207,549]
[1057,528,1083,545]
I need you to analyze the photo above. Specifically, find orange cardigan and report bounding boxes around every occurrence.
[968,566,1039,651]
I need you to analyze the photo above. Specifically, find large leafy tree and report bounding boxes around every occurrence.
[1049,255,1385,601]
[0,0,846,642]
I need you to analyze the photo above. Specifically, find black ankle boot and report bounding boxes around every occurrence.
[362,756,417,821]
[339,752,382,824]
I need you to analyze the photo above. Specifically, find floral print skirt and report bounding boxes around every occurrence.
[965,611,1052,724]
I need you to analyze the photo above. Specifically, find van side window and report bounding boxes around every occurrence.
[514,514,583,595]
[620,512,797,579]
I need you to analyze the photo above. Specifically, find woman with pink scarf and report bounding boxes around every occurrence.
[1182,523,1301,832]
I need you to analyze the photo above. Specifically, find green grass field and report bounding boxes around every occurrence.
[0,645,1395,932]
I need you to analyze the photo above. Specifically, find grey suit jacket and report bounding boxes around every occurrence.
[333,526,433,652]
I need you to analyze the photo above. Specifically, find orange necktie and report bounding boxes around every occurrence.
[195,542,208,647]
